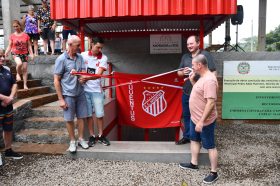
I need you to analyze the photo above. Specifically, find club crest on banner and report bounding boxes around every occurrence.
[142,90,167,117]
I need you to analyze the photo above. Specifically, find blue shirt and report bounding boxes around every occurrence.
[54,52,85,97]
[0,66,16,114]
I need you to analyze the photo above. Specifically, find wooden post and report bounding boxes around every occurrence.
[117,124,122,141]
[79,20,85,52]
[175,127,180,142]
[200,19,204,49]
[144,129,149,141]
[108,62,113,98]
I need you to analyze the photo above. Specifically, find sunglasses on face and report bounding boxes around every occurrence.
[0,55,5,58]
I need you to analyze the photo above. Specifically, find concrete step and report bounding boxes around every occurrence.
[68,141,209,164]
[24,117,65,129]
[15,128,69,144]
[17,79,42,89]
[22,93,58,108]
[12,73,32,80]
[32,104,63,117]
[12,142,68,155]
[17,86,50,99]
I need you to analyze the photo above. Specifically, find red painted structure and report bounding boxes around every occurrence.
[51,0,237,50]
[50,0,237,141]
[51,0,236,19]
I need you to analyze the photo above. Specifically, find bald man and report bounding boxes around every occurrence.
[179,54,219,184]
[54,35,89,153]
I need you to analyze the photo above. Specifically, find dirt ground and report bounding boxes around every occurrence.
[0,123,279,186]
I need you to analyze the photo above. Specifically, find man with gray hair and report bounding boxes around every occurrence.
[54,35,89,153]
[179,54,219,184]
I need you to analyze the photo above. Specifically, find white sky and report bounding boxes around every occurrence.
[209,0,280,44]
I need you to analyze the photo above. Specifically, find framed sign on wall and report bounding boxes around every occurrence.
[150,34,182,54]
[223,61,280,119]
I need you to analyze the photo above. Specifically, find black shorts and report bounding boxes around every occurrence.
[41,28,55,41]
[11,53,29,63]
[54,49,61,54]
[27,33,40,41]
[62,29,77,40]
[0,111,14,132]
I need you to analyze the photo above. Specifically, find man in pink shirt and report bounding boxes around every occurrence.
[179,54,219,184]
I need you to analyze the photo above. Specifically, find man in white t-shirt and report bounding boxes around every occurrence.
[80,37,110,146]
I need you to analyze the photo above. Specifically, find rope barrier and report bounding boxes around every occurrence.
[71,67,193,89]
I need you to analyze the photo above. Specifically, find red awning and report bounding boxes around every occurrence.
[50,0,237,37]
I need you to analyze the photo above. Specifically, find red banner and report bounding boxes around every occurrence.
[115,72,183,128]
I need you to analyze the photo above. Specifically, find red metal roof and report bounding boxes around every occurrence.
[51,0,236,19]
[50,0,237,38]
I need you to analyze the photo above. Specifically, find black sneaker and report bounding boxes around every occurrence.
[4,149,23,160]
[88,135,96,147]
[179,162,198,170]
[176,138,190,145]
[203,172,219,184]
[97,135,110,146]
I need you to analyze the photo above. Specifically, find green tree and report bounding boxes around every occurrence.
[240,25,280,51]
[240,36,257,52]
[265,25,280,51]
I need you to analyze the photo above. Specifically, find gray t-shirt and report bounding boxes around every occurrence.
[54,52,85,97]
[178,50,216,95]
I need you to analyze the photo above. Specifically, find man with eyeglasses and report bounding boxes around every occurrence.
[54,35,89,153]
[0,48,23,163]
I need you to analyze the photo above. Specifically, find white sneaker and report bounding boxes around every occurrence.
[0,154,3,166]
[68,141,77,153]
[78,139,89,149]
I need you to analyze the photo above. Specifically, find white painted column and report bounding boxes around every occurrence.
[257,0,267,51]
[1,0,21,48]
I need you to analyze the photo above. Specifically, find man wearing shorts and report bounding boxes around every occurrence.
[179,54,219,184]
[0,48,23,161]
[54,35,89,153]
[62,25,77,52]
[36,0,56,55]
[177,35,216,145]
[80,37,110,147]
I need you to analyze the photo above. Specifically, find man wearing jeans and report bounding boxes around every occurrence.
[54,35,89,153]
[80,37,110,147]
[177,35,216,145]
[179,54,219,184]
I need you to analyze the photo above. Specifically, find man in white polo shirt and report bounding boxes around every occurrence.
[80,37,110,147]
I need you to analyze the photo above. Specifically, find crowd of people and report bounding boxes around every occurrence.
[1,34,219,184]
[0,1,220,182]
[3,0,76,91]
[53,35,110,153]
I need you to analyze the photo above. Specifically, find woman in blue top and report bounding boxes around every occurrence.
[22,5,39,56]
